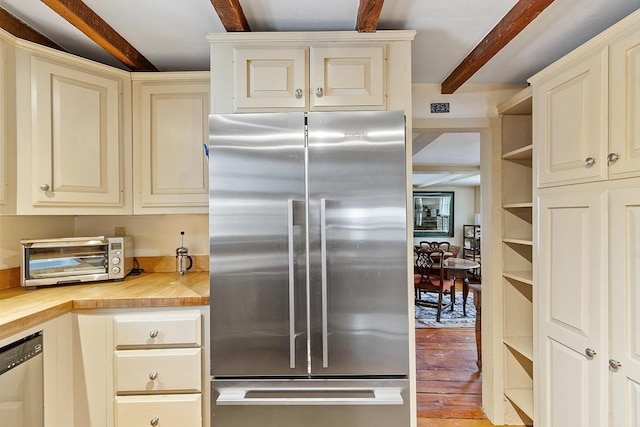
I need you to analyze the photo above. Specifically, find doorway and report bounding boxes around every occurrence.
[411,121,495,425]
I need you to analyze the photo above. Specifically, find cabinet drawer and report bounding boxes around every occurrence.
[115,348,201,393]
[116,394,201,427]
[114,311,201,347]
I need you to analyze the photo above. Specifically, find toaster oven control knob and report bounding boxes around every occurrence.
[112,257,121,265]
[111,266,121,275]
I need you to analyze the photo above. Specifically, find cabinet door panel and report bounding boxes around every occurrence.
[134,79,210,213]
[543,338,603,427]
[609,181,640,427]
[310,46,385,109]
[535,48,608,187]
[609,27,640,180]
[233,48,307,110]
[537,186,608,426]
[31,57,125,207]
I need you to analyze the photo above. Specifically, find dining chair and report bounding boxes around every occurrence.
[414,248,456,322]
[419,241,451,251]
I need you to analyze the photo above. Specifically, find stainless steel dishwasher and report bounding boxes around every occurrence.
[0,331,44,427]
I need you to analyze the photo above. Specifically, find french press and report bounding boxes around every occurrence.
[176,231,193,274]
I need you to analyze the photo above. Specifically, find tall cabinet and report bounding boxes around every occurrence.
[531,10,639,427]
[497,87,534,425]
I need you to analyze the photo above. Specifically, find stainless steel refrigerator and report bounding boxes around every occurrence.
[208,111,410,427]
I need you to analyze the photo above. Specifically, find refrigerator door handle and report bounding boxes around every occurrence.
[216,387,404,406]
[320,198,329,368]
[287,199,296,369]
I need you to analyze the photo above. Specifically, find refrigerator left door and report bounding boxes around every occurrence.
[209,113,308,377]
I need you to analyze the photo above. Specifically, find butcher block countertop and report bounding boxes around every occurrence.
[0,272,209,341]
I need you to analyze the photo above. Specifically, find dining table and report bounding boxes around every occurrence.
[442,257,481,316]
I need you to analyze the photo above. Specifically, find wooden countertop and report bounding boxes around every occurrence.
[0,272,209,341]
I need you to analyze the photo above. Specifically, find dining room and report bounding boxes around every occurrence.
[412,129,486,425]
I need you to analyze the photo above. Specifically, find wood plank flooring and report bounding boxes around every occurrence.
[416,327,495,427]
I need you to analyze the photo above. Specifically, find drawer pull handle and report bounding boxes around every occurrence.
[149,370,158,380]
[294,88,303,99]
[584,157,596,168]
[609,359,622,370]
[149,329,159,338]
[150,416,159,426]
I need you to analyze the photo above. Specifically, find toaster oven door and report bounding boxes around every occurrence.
[22,238,110,286]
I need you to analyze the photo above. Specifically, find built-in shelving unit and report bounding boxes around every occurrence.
[463,224,481,281]
[498,87,534,425]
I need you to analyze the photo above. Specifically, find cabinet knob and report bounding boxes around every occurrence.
[149,370,158,380]
[149,329,158,338]
[607,152,620,165]
[315,87,324,98]
[609,359,622,370]
[584,157,596,168]
[294,88,303,99]
[150,416,159,426]
[585,348,597,358]
[39,184,50,191]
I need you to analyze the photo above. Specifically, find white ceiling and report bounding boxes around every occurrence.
[412,132,481,188]
[1,0,637,188]
[1,0,637,83]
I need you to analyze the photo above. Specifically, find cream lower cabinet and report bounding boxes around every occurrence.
[132,73,210,214]
[14,44,132,214]
[113,310,203,427]
[537,178,640,427]
[72,307,209,427]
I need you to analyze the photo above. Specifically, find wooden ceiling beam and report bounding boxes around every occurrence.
[0,7,65,51]
[40,0,158,71]
[210,0,251,32]
[356,0,385,32]
[441,0,554,94]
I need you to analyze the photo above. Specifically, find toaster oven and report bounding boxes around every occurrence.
[21,236,133,288]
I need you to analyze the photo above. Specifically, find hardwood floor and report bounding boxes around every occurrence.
[416,327,495,427]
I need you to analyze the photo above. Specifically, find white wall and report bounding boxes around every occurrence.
[73,214,209,257]
[0,216,75,269]
[411,185,477,250]
[0,214,209,270]
[412,83,525,119]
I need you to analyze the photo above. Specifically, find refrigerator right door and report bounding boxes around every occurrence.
[307,111,409,376]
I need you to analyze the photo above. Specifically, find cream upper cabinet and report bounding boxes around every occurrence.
[209,31,415,114]
[132,73,210,214]
[0,35,16,215]
[232,47,307,110]
[609,25,640,179]
[15,46,132,214]
[309,45,385,109]
[532,12,640,188]
[231,44,385,111]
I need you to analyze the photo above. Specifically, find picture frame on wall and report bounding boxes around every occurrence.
[413,191,454,237]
